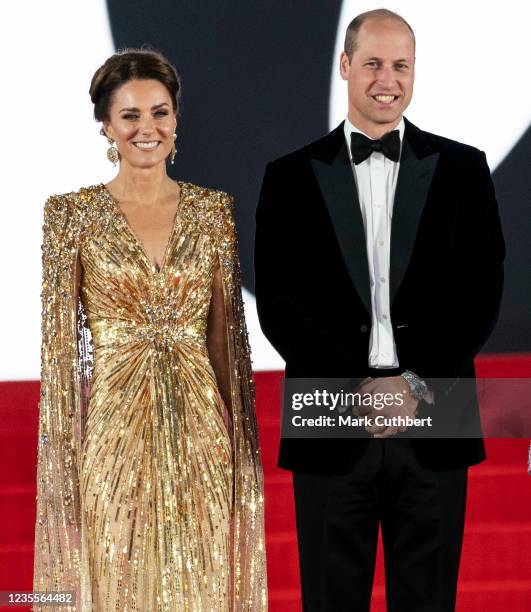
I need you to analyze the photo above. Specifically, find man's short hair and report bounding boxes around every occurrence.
[344,8,415,61]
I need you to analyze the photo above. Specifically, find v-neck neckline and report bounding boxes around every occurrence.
[101,181,184,274]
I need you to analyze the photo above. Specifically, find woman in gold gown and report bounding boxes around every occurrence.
[33,49,267,611]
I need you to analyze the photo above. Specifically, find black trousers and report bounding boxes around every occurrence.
[292,438,468,611]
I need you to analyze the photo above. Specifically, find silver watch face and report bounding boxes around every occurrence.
[403,372,427,399]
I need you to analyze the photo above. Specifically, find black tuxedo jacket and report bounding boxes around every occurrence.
[254,117,505,474]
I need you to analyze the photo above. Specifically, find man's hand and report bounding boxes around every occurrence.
[354,376,419,438]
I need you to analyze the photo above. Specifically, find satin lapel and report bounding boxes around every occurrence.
[390,134,439,305]
[310,139,372,315]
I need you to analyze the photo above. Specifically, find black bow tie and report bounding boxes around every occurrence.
[350,129,401,165]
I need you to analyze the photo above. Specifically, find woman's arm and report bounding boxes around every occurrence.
[206,260,233,417]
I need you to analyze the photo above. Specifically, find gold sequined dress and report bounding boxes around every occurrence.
[33,183,267,611]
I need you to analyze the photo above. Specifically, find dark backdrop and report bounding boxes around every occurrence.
[106,0,531,353]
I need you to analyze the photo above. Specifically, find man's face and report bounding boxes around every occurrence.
[340,18,415,135]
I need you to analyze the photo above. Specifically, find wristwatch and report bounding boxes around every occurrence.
[401,370,434,404]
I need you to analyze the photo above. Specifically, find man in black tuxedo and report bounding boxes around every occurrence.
[254,8,505,612]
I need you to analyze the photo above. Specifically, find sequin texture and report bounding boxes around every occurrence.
[33,183,268,611]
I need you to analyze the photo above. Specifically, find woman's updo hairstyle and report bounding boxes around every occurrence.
[89,47,181,124]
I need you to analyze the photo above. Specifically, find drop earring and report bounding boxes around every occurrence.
[170,133,177,165]
[106,137,119,166]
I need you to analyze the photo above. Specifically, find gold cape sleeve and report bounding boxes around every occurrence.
[33,192,92,611]
[215,192,268,611]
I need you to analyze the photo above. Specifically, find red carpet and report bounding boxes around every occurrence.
[1,354,531,610]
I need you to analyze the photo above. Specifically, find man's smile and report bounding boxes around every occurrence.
[371,94,400,105]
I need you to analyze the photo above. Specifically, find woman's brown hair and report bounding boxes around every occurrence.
[89,47,181,123]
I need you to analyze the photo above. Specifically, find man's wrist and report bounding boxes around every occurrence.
[401,370,434,404]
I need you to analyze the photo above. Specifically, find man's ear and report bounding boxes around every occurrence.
[339,52,350,81]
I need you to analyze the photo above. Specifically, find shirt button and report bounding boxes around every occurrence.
[380,277,386,283]
[378,240,384,247]
[360,324,369,333]
[382,314,389,319]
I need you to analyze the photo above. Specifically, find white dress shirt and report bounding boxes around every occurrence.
[343,116,405,368]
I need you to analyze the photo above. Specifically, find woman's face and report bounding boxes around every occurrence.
[103,78,177,169]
